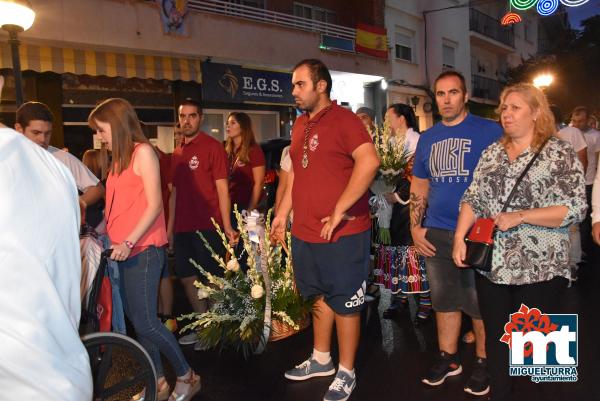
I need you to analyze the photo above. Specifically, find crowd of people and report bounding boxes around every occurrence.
[2,56,599,401]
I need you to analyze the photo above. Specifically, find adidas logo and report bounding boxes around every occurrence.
[345,281,366,308]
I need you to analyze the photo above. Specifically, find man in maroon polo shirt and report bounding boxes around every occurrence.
[271,59,379,401]
[167,99,236,346]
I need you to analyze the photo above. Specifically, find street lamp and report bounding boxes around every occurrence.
[0,0,35,106]
[533,73,554,89]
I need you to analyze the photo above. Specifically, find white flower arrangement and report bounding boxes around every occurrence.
[179,208,311,357]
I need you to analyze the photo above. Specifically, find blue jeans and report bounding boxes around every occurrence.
[118,246,190,377]
[101,235,126,334]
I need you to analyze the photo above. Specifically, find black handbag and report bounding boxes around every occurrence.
[464,217,496,271]
[464,140,547,271]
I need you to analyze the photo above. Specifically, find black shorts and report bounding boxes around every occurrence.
[291,230,371,315]
[424,228,481,319]
[174,230,225,280]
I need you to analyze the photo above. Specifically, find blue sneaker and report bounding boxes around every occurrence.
[323,370,356,401]
[284,356,335,381]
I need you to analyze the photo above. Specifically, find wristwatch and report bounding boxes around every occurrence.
[124,240,135,249]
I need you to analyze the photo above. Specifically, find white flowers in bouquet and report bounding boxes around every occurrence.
[371,121,411,186]
[226,258,240,272]
[369,121,412,244]
[197,288,210,300]
[251,284,265,299]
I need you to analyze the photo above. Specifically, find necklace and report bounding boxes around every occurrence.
[228,151,241,179]
[302,104,332,168]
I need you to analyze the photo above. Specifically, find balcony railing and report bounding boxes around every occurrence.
[472,74,503,101]
[469,8,514,48]
[188,0,356,40]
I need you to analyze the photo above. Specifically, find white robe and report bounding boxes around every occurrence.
[0,128,93,401]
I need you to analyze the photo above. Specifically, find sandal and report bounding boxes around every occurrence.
[169,371,201,401]
[131,378,170,401]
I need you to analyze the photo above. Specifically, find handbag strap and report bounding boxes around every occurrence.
[500,138,549,213]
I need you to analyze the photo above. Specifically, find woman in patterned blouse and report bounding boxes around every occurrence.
[452,84,587,401]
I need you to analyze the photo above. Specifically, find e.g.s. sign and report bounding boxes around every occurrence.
[201,62,295,106]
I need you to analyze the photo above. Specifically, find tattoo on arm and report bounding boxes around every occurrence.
[410,192,426,228]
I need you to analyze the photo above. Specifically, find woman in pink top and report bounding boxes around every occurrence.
[89,98,200,401]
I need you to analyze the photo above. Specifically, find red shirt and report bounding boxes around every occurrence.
[229,143,266,210]
[290,102,372,243]
[106,144,168,256]
[171,132,228,232]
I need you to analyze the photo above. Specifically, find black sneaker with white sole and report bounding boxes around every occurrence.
[421,351,463,386]
[464,357,490,396]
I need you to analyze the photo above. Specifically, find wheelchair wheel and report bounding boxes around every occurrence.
[82,332,157,401]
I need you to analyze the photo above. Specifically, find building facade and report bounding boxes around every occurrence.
[0,0,541,156]
[0,0,389,156]
[383,0,539,130]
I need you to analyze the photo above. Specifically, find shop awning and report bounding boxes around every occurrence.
[0,43,202,82]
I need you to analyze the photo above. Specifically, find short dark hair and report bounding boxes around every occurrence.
[16,101,54,128]
[434,70,467,95]
[293,59,332,97]
[179,98,203,115]
[572,106,589,119]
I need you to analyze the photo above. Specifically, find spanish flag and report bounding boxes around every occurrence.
[356,23,388,59]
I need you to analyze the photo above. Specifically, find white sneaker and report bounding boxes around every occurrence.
[178,332,199,345]
[323,370,356,401]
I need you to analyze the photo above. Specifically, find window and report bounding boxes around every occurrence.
[293,3,336,24]
[395,28,413,62]
[227,0,265,8]
[442,39,457,70]
[294,3,312,19]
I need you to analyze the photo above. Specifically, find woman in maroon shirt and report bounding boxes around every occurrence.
[225,112,266,211]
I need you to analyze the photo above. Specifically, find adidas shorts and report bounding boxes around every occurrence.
[291,230,371,315]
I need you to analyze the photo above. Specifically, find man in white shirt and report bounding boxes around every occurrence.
[552,106,588,278]
[571,106,600,260]
[0,76,93,401]
[14,101,104,217]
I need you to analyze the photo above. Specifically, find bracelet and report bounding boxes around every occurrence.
[124,240,135,249]
[518,212,525,225]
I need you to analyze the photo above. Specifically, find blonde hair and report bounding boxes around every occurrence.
[496,83,555,152]
[82,148,109,180]
[88,98,149,175]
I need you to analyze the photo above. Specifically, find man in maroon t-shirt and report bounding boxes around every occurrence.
[271,59,379,401]
[167,99,236,346]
